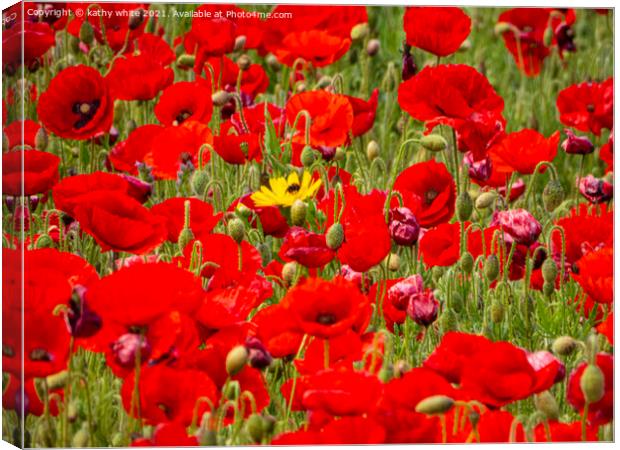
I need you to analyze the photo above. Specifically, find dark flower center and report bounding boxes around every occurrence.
[424,189,438,205]
[586,104,595,113]
[174,110,192,125]
[287,183,301,194]
[316,313,337,325]
[72,100,101,129]
[30,348,52,361]
[3,344,15,357]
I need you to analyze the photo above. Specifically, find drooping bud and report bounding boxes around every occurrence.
[561,129,594,155]
[300,145,315,167]
[282,262,297,285]
[212,90,231,107]
[34,127,48,150]
[246,413,265,443]
[226,345,249,376]
[459,252,474,274]
[439,308,457,332]
[176,53,196,67]
[367,38,380,56]
[432,266,444,282]
[35,234,54,249]
[334,147,346,161]
[494,22,513,35]
[350,22,370,41]
[46,370,69,390]
[415,395,455,415]
[126,119,137,134]
[224,380,241,400]
[366,140,379,161]
[490,297,504,323]
[456,192,473,221]
[191,170,209,197]
[290,200,307,226]
[484,254,500,281]
[475,191,496,209]
[580,364,605,404]
[326,223,344,250]
[535,391,559,420]
[551,336,577,356]
[420,134,448,152]
[388,207,420,246]
[79,21,94,45]
[541,258,558,283]
[542,179,565,212]
[227,218,245,244]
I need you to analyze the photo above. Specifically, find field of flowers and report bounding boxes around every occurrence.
[1,2,615,447]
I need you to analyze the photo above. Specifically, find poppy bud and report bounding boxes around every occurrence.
[282,262,298,285]
[200,429,218,446]
[178,228,194,253]
[415,395,455,415]
[407,290,439,326]
[326,223,344,250]
[317,76,332,88]
[387,253,400,272]
[212,90,231,107]
[224,380,241,400]
[227,218,245,244]
[494,21,513,35]
[490,297,504,323]
[541,258,558,283]
[2,132,8,152]
[300,145,316,167]
[111,433,125,447]
[460,252,474,274]
[72,424,89,447]
[35,234,54,249]
[401,44,417,81]
[34,127,48,151]
[191,170,209,196]
[475,191,496,209]
[542,179,565,212]
[389,207,420,246]
[420,134,448,152]
[265,53,281,72]
[263,414,276,435]
[431,266,444,282]
[551,336,577,356]
[334,147,346,161]
[257,242,272,266]
[46,370,69,390]
[562,129,594,155]
[79,21,94,44]
[69,34,80,53]
[580,364,605,404]
[484,255,500,281]
[378,365,393,382]
[543,26,554,46]
[542,281,554,297]
[456,192,473,221]
[246,413,265,443]
[366,140,379,161]
[226,345,249,376]
[237,54,251,71]
[234,35,247,52]
[535,391,560,420]
[350,23,370,41]
[451,291,464,312]
[67,401,78,422]
[245,336,273,370]
[393,360,410,378]
[367,38,380,56]
[177,53,196,67]
[290,200,307,226]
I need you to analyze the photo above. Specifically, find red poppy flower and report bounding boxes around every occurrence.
[394,159,456,228]
[3,150,60,196]
[137,33,175,66]
[572,246,613,304]
[599,131,613,172]
[2,19,55,72]
[597,312,613,346]
[132,422,198,446]
[279,227,335,269]
[556,78,613,136]
[106,54,174,101]
[71,190,166,254]
[346,88,379,137]
[273,29,351,68]
[497,8,551,76]
[286,90,354,148]
[252,303,304,358]
[86,262,204,328]
[154,81,213,126]
[122,365,218,426]
[108,124,164,174]
[489,129,559,174]
[418,222,460,268]
[567,353,613,425]
[294,330,363,375]
[533,420,598,442]
[3,119,41,150]
[456,110,506,161]
[282,277,370,339]
[150,197,221,243]
[398,64,504,132]
[213,123,262,165]
[229,194,289,238]
[273,416,385,445]
[37,65,113,140]
[184,5,237,60]
[476,410,525,442]
[403,7,471,57]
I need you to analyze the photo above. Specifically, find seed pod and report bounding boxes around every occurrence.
[541,258,558,283]
[542,179,565,212]
[542,281,555,297]
[237,54,251,71]
[387,253,400,272]
[176,53,196,67]
[191,170,209,197]
[246,413,264,443]
[326,223,344,250]
[34,127,48,151]
[490,297,504,323]
[420,134,448,152]
[291,200,307,226]
[484,255,500,281]
[35,234,54,249]
[227,218,245,244]
[535,391,559,420]
[79,21,94,45]
[300,145,315,167]
[551,336,577,356]
[415,395,455,415]
[475,191,496,209]
[367,38,380,56]
[282,262,297,285]
[212,90,231,107]
[459,252,474,274]
[226,346,248,376]
[580,364,605,404]
[366,140,380,161]
[456,192,473,221]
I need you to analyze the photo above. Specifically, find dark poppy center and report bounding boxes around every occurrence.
[158,403,174,420]
[424,189,438,205]
[30,348,52,361]
[174,110,192,125]
[3,344,15,357]
[316,313,337,325]
[586,104,595,113]
[287,183,301,194]
[72,100,101,129]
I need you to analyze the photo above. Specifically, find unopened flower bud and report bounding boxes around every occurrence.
[456,192,473,221]
[300,145,315,167]
[541,258,558,283]
[415,395,455,415]
[317,76,332,88]
[224,380,241,400]
[490,297,504,323]
[494,22,513,35]
[282,261,298,285]
[350,23,370,40]
[542,179,565,212]
[543,26,554,47]
[543,281,555,297]
[227,218,245,244]
[440,308,458,332]
[460,252,474,274]
[334,147,346,161]
[234,35,246,52]
[46,370,69,390]
[212,90,231,107]
[177,227,194,253]
[226,345,248,376]
[535,391,559,420]
[126,119,137,134]
[366,140,379,161]
[35,234,54,249]
[420,134,448,152]
[237,54,251,71]
[484,254,500,281]
[580,364,605,404]
[475,191,496,209]
[35,127,48,150]
[191,170,209,196]
[79,21,94,45]
[387,253,400,272]
[431,266,444,282]
[176,53,196,67]
[246,413,265,443]
[367,38,380,56]
[551,336,577,356]
[326,223,344,250]
[71,425,89,447]
[290,200,307,226]
[265,53,281,71]
[402,44,417,81]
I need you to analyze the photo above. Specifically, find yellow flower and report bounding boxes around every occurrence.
[251,171,322,207]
